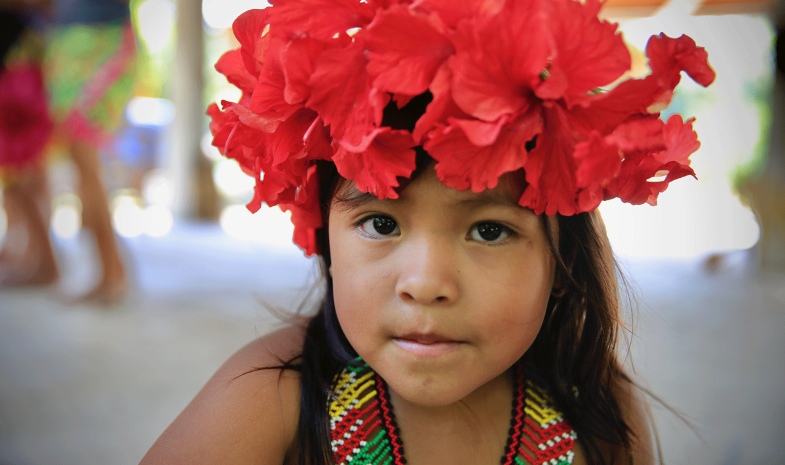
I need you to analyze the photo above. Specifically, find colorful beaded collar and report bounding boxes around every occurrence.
[328,359,577,465]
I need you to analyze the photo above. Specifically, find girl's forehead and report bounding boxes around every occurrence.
[333,167,529,212]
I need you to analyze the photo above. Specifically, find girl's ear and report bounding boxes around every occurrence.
[551,265,570,297]
[551,280,567,298]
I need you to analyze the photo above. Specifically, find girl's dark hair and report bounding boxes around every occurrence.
[275,95,634,465]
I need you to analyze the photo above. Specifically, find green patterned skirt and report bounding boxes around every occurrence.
[45,20,137,146]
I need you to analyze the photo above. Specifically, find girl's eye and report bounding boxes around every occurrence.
[469,222,512,243]
[359,216,399,237]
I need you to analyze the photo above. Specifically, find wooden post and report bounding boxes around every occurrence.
[170,0,218,220]
[744,2,785,270]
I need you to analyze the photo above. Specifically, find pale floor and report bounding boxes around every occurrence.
[0,222,783,465]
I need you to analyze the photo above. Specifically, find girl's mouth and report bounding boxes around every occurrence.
[392,335,464,357]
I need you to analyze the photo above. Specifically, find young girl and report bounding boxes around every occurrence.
[141,0,714,463]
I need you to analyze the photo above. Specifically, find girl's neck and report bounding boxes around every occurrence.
[387,369,514,464]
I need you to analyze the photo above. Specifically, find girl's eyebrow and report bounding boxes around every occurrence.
[454,189,522,209]
[332,186,381,210]
[454,192,540,218]
[456,196,519,208]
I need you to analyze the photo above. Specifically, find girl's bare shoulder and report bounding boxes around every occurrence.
[139,324,307,465]
[614,374,655,465]
[572,374,655,465]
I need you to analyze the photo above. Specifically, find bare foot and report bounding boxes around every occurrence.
[71,262,129,305]
[0,215,59,287]
[0,257,59,287]
[68,140,129,305]
[1,169,59,287]
[75,279,129,305]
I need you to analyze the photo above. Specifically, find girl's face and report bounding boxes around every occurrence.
[328,167,556,407]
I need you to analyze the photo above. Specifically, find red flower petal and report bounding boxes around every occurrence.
[656,114,699,165]
[448,1,548,122]
[303,115,334,161]
[448,115,509,147]
[207,109,238,158]
[251,38,302,120]
[209,102,273,177]
[222,100,281,133]
[566,34,713,134]
[268,0,374,41]
[288,203,320,256]
[232,9,271,77]
[575,131,621,190]
[412,62,468,143]
[519,105,592,215]
[605,156,695,206]
[644,161,695,206]
[600,157,649,205]
[413,0,505,29]
[333,128,417,198]
[536,0,630,99]
[365,4,454,96]
[247,172,289,212]
[533,61,569,102]
[585,114,698,207]
[215,49,258,96]
[281,165,322,256]
[306,39,389,144]
[259,108,319,168]
[647,33,716,89]
[605,115,666,153]
[282,38,329,105]
[207,102,232,139]
[564,75,661,135]
[425,107,542,192]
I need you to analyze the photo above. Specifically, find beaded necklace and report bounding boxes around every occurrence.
[328,359,577,465]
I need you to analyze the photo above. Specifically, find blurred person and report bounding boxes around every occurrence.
[43,0,137,303]
[0,0,57,286]
[0,0,137,303]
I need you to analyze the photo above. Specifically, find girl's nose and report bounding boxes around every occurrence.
[395,238,459,305]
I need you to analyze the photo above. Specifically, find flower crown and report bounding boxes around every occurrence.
[208,0,715,256]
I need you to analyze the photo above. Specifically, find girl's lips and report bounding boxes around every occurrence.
[392,337,464,357]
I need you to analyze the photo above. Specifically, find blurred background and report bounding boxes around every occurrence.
[0,0,783,464]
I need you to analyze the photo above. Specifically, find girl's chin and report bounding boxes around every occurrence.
[372,353,516,410]
[387,380,477,408]
[380,366,491,409]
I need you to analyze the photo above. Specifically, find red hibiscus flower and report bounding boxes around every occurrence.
[207,0,716,255]
[332,127,417,198]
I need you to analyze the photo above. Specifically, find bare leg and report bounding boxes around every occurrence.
[69,139,127,303]
[0,169,59,286]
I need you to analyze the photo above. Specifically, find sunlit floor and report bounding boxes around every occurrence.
[0,221,783,465]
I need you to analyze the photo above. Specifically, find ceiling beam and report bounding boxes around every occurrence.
[602,0,772,17]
